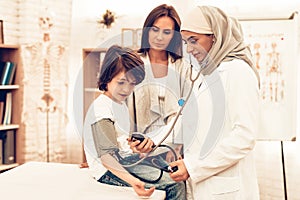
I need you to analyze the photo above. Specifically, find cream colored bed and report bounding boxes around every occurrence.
[0,162,165,200]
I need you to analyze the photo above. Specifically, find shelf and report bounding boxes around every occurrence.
[0,45,22,165]
[0,163,19,172]
[0,124,19,131]
[82,48,108,163]
[82,47,107,53]
[83,48,107,119]
[0,85,19,90]
[0,44,19,49]
[84,88,101,93]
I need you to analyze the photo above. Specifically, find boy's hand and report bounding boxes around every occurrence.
[127,134,155,153]
[131,179,155,197]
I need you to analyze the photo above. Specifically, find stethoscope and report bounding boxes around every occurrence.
[151,55,203,152]
[121,54,204,171]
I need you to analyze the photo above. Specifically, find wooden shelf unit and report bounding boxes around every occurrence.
[0,163,19,172]
[81,48,107,163]
[82,48,107,117]
[0,44,23,172]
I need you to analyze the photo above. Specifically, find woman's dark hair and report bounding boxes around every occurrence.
[98,45,145,91]
[138,4,182,62]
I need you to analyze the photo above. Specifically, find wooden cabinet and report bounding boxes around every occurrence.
[82,48,107,163]
[82,48,107,117]
[0,44,23,172]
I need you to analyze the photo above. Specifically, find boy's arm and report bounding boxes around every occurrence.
[91,119,155,196]
[101,153,155,196]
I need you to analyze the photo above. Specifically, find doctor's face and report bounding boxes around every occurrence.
[181,30,214,62]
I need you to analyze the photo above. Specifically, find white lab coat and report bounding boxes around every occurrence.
[182,59,260,200]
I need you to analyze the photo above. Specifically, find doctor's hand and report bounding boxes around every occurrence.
[166,144,183,162]
[169,159,190,182]
[127,135,155,153]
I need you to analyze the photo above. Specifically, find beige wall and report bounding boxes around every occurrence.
[198,2,300,199]
[0,0,74,163]
[70,1,300,199]
[1,0,300,199]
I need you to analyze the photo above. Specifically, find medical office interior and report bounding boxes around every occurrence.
[0,0,300,199]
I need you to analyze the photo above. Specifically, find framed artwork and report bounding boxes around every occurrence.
[0,20,3,44]
[240,13,298,141]
[136,28,143,47]
[121,28,142,49]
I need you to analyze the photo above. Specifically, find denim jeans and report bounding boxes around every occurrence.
[98,170,186,200]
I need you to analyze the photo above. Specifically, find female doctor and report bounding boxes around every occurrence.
[169,5,261,199]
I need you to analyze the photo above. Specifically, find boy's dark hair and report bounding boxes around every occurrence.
[138,4,183,62]
[98,45,145,91]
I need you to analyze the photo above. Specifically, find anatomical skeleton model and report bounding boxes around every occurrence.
[21,14,68,162]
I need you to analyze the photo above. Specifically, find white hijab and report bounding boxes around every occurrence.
[181,5,260,85]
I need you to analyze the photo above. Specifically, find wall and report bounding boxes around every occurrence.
[69,1,300,199]
[0,1,19,44]
[0,0,73,163]
[1,0,300,199]
[68,0,171,163]
[192,1,300,199]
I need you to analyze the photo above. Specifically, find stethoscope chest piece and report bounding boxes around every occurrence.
[178,99,185,107]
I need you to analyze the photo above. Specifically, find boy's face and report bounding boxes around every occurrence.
[105,71,136,103]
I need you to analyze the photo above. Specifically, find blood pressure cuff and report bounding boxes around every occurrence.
[91,118,119,157]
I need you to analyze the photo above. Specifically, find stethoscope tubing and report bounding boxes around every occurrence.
[122,64,202,168]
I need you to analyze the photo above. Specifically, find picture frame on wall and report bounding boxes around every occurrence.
[0,20,3,44]
[121,28,142,49]
[240,13,299,141]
